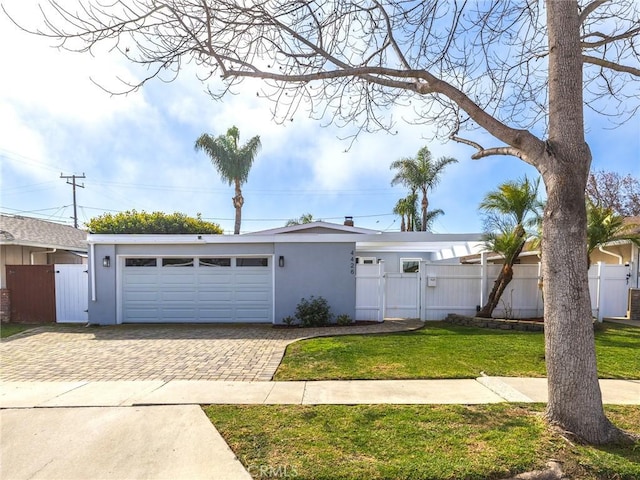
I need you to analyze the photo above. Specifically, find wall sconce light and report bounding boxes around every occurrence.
[278,256,285,268]
[103,256,111,268]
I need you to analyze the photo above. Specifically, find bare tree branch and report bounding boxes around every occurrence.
[581,26,640,48]
[583,54,640,76]
[450,136,526,161]
[579,0,609,25]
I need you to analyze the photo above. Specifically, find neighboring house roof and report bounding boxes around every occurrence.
[248,221,380,235]
[0,215,88,251]
[461,216,640,264]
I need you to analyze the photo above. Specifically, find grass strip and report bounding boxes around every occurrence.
[0,324,36,339]
[275,322,639,381]
[204,404,640,480]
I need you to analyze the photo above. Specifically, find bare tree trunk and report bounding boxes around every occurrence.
[542,0,620,444]
[232,179,244,235]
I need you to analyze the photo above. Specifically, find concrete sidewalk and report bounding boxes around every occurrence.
[2,378,638,480]
[1,404,252,480]
[2,377,638,408]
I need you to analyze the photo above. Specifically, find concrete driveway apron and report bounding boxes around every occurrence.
[0,320,421,382]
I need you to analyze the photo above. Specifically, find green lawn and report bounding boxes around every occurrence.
[275,322,640,380]
[205,404,640,480]
[0,324,36,339]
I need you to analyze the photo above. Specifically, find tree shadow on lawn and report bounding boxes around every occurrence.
[418,321,543,336]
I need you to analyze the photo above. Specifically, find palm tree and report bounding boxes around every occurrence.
[285,213,317,226]
[422,208,444,232]
[195,126,261,234]
[586,201,640,269]
[390,146,457,231]
[393,193,418,231]
[477,176,542,318]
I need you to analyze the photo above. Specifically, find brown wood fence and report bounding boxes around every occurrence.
[5,265,56,323]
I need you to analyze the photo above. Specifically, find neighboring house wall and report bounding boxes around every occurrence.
[1,245,85,289]
[49,251,85,265]
[589,243,632,265]
[274,242,356,322]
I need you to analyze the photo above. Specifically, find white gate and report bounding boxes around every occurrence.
[55,264,89,323]
[355,263,385,322]
[385,273,420,318]
[589,263,631,320]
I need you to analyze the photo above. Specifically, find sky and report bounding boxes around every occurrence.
[1,3,638,235]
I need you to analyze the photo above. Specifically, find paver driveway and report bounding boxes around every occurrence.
[0,320,421,382]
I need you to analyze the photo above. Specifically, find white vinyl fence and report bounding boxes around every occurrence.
[356,261,631,322]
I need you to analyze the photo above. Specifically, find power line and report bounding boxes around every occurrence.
[60,173,86,228]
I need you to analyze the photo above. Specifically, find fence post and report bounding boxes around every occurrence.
[480,252,488,311]
[537,262,544,317]
[595,262,603,322]
[378,260,385,322]
[420,261,428,321]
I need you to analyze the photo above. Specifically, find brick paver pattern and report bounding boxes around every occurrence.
[0,320,421,382]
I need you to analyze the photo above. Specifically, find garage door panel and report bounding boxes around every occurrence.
[124,292,159,303]
[124,308,160,322]
[161,308,198,319]
[161,276,196,287]
[235,308,271,322]
[122,256,272,323]
[198,274,232,284]
[236,290,271,302]
[235,274,270,284]
[124,275,159,287]
[198,308,234,319]
[198,292,233,302]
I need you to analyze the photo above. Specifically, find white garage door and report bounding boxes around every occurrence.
[121,256,273,323]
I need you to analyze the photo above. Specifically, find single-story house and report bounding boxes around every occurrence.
[87,219,484,325]
[1,214,88,323]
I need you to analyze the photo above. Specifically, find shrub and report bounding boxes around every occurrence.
[282,315,298,327]
[336,314,353,326]
[87,210,223,234]
[295,296,332,327]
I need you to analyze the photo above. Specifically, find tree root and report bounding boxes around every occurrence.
[548,421,640,446]
[500,460,564,480]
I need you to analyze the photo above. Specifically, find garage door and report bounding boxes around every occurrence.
[121,256,273,323]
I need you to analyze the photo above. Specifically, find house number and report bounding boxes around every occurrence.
[350,250,355,275]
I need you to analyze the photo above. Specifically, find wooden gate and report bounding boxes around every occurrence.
[6,265,56,323]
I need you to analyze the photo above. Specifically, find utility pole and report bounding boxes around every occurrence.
[60,173,85,228]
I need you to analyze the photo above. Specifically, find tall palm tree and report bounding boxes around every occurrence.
[195,126,261,234]
[477,176,542,318]
[390,146,457,231]
[586,201,640,269]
